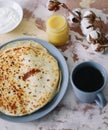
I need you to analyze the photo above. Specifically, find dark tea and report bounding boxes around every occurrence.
[73,66,104,92]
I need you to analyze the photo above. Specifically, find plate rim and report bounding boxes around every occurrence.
[0,38,69,122]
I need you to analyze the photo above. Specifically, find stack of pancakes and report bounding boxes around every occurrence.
[0,40,61,116]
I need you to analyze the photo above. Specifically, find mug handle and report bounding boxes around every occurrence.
[95,92,107,108]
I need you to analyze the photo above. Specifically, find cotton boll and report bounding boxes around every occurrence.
[90,44,105,53]
[86,30,101,43]
[82,10,96,23]
[80,18,94,36]
[68,8,81,24]
[83,10,93,17]
[86,30,105,53]
[72,8,81,17]
[81,18,92,27]
[82,26,94,36]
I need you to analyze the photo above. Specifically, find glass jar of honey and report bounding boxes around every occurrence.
[46,15,69,46]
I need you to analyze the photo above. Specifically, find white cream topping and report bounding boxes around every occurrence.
[0,7,20,33]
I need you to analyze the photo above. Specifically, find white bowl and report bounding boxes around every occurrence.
[0,0,23,34]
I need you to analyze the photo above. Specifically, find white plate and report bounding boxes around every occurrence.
[0,0,23,34]
[0,38,69,122]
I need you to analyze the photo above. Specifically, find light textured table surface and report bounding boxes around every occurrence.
[0,0,108,130]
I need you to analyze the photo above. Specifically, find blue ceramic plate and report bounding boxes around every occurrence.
[0,38,69,122]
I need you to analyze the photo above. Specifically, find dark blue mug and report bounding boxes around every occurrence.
[70,61,107,107]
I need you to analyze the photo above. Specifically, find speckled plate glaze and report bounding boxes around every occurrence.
[0,38,69,122]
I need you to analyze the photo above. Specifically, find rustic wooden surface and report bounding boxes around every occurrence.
[0,0,108,130]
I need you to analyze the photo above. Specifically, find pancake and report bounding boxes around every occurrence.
[0,40,61,116]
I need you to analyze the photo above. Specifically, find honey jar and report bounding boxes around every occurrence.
[46,15,69,46]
